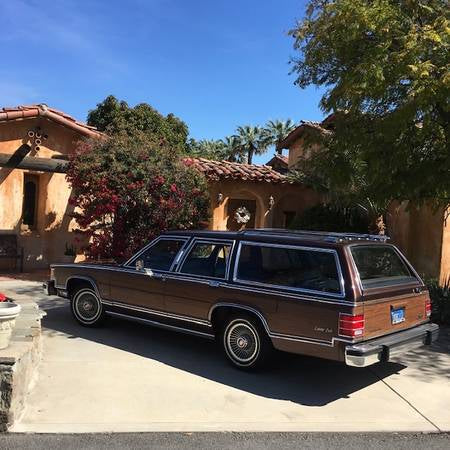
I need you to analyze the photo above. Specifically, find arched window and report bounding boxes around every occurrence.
[22,175,39,228]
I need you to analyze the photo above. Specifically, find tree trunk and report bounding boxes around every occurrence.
[368,214,386,235]
[247,147,254,164]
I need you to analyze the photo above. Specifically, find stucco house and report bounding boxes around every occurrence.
[0,104,319,271]
[0,105,102,271]
[1,104,448,282]
[277,118,450,284]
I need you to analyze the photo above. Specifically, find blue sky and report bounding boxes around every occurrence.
[0,0,325,164]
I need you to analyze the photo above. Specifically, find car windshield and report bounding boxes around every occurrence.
[350,245,418,289]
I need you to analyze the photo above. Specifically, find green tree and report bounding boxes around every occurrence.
[87,95,189,151]
[186,139,223,160]
[66,132,209,261]
[233,125,270,164]
[289,0,450,214]
[264,119,297,154]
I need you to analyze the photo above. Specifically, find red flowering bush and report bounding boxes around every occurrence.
[66,132,209,261]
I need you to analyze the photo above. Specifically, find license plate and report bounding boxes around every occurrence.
[391,307,405,325]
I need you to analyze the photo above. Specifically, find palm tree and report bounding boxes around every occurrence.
[233,126,270,164]
[218,136,244,162]
[263,119,297,154]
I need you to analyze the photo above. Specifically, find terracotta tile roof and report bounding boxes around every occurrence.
[184,157,289,183]
[266,153,288,167]
[0,104,103,138]
[276,119,332,151]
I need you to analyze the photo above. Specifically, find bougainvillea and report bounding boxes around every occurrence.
[66,132,210,261]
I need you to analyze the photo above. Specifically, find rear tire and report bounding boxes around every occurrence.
[70,285,105,327]
[221,314,272,370]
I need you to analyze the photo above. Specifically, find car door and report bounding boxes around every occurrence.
[109,236,188,312]
[163,238,234,320]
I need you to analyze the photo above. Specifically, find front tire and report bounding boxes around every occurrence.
[221,315,272,370]
[71,286,105,327]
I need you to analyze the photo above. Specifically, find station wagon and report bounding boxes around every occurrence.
[44,229,439,369]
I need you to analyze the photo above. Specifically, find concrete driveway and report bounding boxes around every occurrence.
[2,279,449,433]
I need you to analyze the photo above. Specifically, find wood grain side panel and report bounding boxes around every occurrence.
[355,292,429,340]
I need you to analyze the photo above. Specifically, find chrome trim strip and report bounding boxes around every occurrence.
[219,282,355,305]
[105,300,212,327]
[232,240,346,299]
[106,311,215,339]
[176,238,236,281]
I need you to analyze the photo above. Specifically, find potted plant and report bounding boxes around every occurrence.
[0,293,21,349]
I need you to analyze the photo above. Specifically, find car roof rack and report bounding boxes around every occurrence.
[239,228,390,243]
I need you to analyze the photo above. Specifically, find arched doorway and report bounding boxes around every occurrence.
[225,190,265,231]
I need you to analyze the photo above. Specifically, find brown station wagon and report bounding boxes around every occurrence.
[44,229,439,370]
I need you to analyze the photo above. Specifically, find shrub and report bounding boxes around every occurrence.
[289,203,369,233]
[425,278,450,325]
[66,132,210,262]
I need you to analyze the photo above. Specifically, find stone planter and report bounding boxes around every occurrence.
[0,302,21,350]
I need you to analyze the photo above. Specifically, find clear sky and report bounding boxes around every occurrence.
[0,0,325,164]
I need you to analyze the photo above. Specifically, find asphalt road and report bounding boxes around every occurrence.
[0,432,449,450]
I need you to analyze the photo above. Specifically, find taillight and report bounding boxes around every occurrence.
[425,298,432,318]
[339,313,365,338]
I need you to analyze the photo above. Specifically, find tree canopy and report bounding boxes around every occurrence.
[66,132,209,261]
[289,0,449,208]
[87,95,189,151]
[264,119,297,154]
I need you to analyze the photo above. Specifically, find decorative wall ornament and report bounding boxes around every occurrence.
[234,206,251,224]
[217,192,224,204]
[268,195,275,210]
[27,126,48,152]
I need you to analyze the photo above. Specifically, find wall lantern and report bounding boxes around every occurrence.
[269,195,275,210]
[217,193,224,204]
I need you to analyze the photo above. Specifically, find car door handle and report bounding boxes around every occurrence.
[150,272,166,282]
[208,280,220,288]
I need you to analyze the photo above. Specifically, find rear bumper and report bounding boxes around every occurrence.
[43,280,57,296]
[345,322,439,367]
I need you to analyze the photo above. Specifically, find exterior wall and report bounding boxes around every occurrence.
[208,180,321,231]
[440,209,450,284]
[388,203,445,280]
[287,136,321,169]
[0,118,84,270]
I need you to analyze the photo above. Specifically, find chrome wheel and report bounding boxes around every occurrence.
[73,288,102,324]
[224,320,260,365]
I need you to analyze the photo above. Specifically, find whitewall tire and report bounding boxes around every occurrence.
[71,287,105,327]
[222,315,272,370]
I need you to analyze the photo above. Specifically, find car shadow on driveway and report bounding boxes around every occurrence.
[36,297,412,407]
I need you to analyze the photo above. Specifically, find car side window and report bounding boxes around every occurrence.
[236,243,341,295]
[134,239,185,271]
[180,242,232,278]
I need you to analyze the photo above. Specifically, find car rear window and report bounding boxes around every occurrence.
[235,243,342,295]
[350,245,418,289]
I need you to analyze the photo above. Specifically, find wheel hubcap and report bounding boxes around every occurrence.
[75,292,99,320]
[226,322,259,363]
